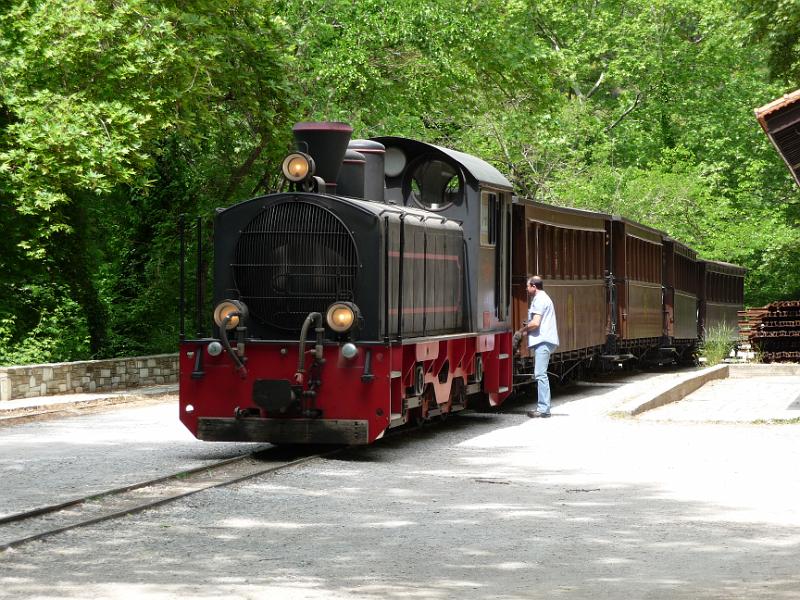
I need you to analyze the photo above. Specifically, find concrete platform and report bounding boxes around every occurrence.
[615,363,800,423]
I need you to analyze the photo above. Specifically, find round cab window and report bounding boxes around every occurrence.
[406,158,463,211]
[384,146,407,177]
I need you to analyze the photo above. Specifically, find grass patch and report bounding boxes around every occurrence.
[607,410,632,419]
[699,323,738,366]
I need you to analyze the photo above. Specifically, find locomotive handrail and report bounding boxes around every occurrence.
[195,216,204,338]
[419,215,448,224]
[377,206,406,216]
[396,213,406,340]
[384,215,390,343]
[179,214,185,342]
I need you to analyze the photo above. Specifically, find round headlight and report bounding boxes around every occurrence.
[281,152,314,182]
[326,302,358,333]
[213,300,248,330]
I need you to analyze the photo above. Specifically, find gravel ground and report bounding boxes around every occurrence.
[2,375,800,599]
[0,398,265,517]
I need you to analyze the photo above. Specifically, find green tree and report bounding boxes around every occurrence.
[0,0,292,362]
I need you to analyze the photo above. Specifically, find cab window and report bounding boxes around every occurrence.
[406,158,463,211]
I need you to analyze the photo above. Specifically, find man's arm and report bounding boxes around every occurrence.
[520,313,542,334]
[528,314,542,330]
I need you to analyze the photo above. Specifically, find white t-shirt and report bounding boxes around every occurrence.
[527,290,559,348]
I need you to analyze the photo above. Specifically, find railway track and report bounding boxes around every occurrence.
[0,446,339,552]
[0,369,680,553]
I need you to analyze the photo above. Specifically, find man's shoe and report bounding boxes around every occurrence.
[527,410,551,418]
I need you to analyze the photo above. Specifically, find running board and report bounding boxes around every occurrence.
[601,354,635,362]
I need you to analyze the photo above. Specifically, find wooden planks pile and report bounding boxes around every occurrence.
[739,301,800,363]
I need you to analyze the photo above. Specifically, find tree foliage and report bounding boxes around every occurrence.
[0,0,293,362]
[0,0,797,364]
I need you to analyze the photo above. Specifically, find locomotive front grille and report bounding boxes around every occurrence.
[232,200,358,330]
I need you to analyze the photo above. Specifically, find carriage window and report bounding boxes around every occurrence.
[407,158,463,211]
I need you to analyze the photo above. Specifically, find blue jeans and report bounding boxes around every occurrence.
[532,342,556,414]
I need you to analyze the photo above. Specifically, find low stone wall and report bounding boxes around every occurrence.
[0,354,178,402]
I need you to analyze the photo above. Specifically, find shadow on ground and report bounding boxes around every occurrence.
[3,404,799,600]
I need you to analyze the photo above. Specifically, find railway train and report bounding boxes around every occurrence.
[178,121,745,445]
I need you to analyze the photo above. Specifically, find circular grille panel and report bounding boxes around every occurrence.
[233,201,358,330]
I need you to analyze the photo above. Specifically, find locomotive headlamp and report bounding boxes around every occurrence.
[326,302,359,333]
[281,152,315,182]
[213,299,249,330]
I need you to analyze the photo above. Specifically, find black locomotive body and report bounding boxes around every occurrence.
[179,121,745,445]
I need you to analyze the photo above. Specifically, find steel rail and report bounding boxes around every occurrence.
[0,447,342,552]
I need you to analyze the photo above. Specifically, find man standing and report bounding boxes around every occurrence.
[518,275,559,418]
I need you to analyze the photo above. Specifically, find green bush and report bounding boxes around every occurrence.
[0,285,90,366]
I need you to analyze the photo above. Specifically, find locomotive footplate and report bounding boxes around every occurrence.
[197,417,369,445]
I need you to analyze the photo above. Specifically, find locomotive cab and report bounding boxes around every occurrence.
[375,136,514,333]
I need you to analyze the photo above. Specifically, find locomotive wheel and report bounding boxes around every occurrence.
[472,354,483,383]
[413,363,425,397]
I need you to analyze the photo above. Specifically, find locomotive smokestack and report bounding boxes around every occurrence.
[292,122,353,192]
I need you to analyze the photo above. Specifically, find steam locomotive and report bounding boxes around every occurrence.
[178,122,745,445]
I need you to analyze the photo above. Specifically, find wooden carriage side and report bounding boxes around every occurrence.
[511,199,609,363]
[610,217,664,350]
[698,260,746,340]
[663,237,699,343]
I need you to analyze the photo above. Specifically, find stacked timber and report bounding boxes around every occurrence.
[739,301,800,363]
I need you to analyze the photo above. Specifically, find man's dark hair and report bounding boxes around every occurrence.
[528,275,544,290]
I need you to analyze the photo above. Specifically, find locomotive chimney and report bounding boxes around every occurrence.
[292,122,353,193]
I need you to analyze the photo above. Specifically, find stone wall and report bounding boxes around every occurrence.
[0,354,178,402]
